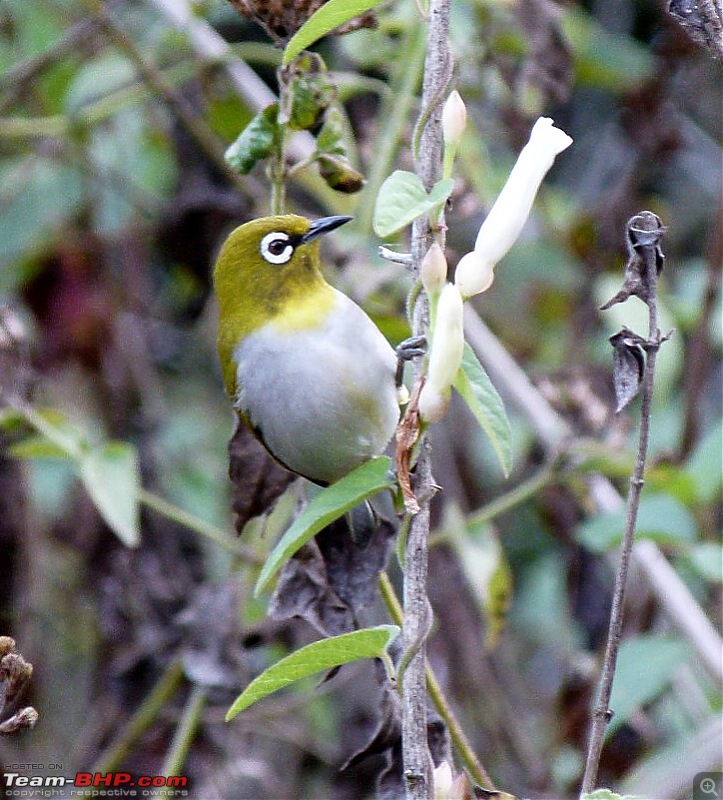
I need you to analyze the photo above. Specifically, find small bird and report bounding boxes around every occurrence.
[213,214,402,489]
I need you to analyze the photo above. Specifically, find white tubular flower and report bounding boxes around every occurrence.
[419,283,464,424]
[454,251,495,299]
[421,242,447,299]
[455,117,572,299]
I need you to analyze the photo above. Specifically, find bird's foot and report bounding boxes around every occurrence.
[395,335,427,388]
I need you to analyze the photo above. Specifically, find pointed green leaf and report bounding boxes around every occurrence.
[373,171,454,237]
[226,624,399,719]
[454,343,512,477]
[282,0,385,65]
[606,634,688,737]
[79,442,140,547]
[255,456,394,595]
[577,494,697,554]
[225,104,279,174]
[8,435,72,459]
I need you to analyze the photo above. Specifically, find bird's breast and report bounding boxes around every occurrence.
[234,290,399,484]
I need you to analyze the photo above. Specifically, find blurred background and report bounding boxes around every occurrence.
[0,0,720,797]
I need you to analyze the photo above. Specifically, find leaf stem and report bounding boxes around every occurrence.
[137,488,262,561]
[580,212,667,795]
[92,659,185,774]
[161,684,208,778]
[466,461,557,531]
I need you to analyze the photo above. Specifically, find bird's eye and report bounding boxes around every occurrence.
[260,232,294,265]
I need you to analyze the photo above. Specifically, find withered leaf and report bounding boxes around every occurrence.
[269,538,355,637]
[609,329,646,413]
[395,378,424,514]
[268,514,395,637]
[228,418,297,533]
[345,678,450,798]
[600,211,665,310]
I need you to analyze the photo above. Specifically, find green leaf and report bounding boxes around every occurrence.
[79,442,140,547]
[577,494,697,554]
[255,456,394,595]
[8,435,72,459]
[315,105,348,157]
[684,417,723,504]
[282,0,385,65]
[226,624,399,719]
[606,634,688,737]
[286,57,336,131]
[373,171,454,237]
[560,8,655,93]
[453,343,512,477]
[685,542,723,583]
[225,104,279,174]
[581,791,640,800]
[0,157,83,269]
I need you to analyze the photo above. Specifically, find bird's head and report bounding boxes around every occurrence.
[213,214,352,395]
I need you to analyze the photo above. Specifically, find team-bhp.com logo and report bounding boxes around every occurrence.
[3,771,188,796]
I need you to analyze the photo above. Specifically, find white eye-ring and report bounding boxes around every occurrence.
[260,231,294,265]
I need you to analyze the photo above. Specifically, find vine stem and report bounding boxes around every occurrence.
[379,573,495,790]
[403,1,451,798]
[580,214,666,795]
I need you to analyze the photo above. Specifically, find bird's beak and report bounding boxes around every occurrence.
[301,215,353,244]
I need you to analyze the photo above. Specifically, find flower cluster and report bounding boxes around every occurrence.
[419,95,573,423]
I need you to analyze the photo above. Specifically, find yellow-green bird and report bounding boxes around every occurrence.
[213,214,402,488]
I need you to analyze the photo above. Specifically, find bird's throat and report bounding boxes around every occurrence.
[269,281,337,334]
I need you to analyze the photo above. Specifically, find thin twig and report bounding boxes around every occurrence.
[137,488,262,562]
[93,5,250,196]
[580,212,667,795]
[465,307,723,685]
[378,572,495,790]
[0,18,100,114]
[146,0,316,166]
[402,2,452,798]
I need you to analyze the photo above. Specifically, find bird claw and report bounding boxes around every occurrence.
[396,335,427,361]
[395,336,427,389]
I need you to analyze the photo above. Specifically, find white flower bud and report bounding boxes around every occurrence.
[442,90,468,178]
[427,283,464,393]
[421,242,447,298]
[473,117,572,269]
[442,90,467,151]
[432,760,467,800]
[433,761,453,799]
[454,250,495,299]
[418,383,451,424]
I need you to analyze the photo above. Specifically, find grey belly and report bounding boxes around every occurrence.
[235,324,398,484]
